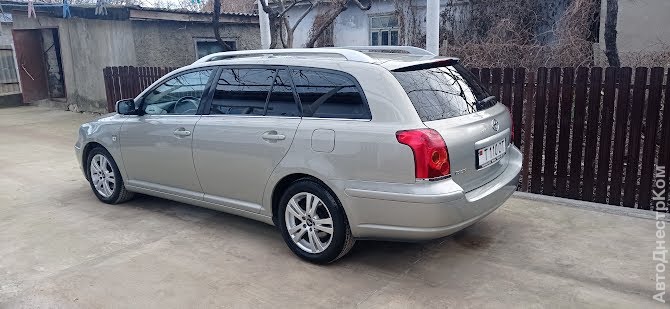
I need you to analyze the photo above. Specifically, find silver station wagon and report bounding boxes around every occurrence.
[75,47,522,263]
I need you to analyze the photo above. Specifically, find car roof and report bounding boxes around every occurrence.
[184,47,459,72]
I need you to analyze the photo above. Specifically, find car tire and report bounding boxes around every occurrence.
[86,147,134,204]
[278,179,355,264]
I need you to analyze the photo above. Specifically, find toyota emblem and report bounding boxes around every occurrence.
[492,119,500,131]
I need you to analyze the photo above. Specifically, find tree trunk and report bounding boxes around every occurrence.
[305,4,348,48]
[604,0,620,67]
[212,0,233,51]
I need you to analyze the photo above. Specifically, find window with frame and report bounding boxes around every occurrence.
[210,68,300,117]
[370,15,400,46]
[291,69,369,119]
[142,69,213,115]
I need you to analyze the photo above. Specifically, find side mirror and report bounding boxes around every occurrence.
[115,99,137,115]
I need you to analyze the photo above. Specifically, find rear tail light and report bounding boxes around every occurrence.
[396,129,451,180]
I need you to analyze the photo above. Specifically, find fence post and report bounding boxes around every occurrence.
[530,68,548,193]
[512,68,525,147]
[520,71,535,192]
[556,67,574,196]
[594,68,617,203]
[609,67,633,206]
[567,67,589,199]
[623,67,648,207]
[638,67,665,209]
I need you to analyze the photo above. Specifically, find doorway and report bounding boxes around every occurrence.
[12,29,66,103]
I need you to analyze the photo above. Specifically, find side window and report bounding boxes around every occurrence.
[211,68,274,115]
[291,69,369,119]
[210,68,300,117]
[266,70,300,117]
[142,69,213,115]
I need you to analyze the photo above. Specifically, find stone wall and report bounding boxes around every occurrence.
[132,20,260,67]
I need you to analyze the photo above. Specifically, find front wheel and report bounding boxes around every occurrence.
[86,147,134,204]
[278,179,355,264]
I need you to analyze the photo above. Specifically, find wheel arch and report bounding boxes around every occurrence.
[82,142,105,180]
[270,173,346,226]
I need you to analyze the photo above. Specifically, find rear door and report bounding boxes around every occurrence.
[192,67,301,213]
[392,64,512,192]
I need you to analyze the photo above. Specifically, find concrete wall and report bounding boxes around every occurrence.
[12,14,260,113]
[132,20,261,67]
[13,14,137,112]
[600,0,670,53]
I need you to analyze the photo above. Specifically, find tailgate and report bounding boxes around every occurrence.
[424,103,511,192]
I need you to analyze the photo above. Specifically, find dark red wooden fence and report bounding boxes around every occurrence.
[102,66,178,112]
[103,66,670,211]
[470,66,669,211]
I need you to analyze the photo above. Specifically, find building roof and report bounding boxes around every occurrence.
[0,1,258,24]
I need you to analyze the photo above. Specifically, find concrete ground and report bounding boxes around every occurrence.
[0,106,665,308]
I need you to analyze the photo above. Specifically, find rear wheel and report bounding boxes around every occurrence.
[278,179,355,264]
[86,147,134,204]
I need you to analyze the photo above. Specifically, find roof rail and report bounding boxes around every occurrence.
[193,48,375,64]
[333,46,435,56]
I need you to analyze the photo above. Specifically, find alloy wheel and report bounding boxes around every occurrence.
[90,154,116,198]
[284,192,334,254]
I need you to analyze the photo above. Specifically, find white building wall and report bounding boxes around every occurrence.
[285,0,438,48]
[333,0,397,46]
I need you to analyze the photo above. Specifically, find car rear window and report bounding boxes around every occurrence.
[392,64,493,121]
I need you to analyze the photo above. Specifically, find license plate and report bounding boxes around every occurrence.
[476,138,506,169]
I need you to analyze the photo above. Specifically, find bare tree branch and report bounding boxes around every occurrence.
[350,0,371,10]
[290,0,314,33]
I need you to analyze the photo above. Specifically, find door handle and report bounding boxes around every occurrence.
[173,128,192,137]
[261,131,286,141]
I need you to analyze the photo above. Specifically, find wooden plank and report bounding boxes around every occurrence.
[638,67,664,210]
[103,67,114,112]
[490,68,502,100]
[567,67,589,199]
[512,68,525,147]
[480,68,491,94]
[520,71,535,192]
[581,67,603,202]
[111,66,121,105]
[609,67,633,206]
[660,68,670,212]
[594,67,617,203]
[501,68,513,109]
[623,67,648,207]
[542,67,561,195]
[530,68,548,194]
[556,67,574,196]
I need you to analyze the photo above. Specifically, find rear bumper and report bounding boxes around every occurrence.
[340,145,522,241]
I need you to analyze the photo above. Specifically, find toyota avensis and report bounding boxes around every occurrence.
[75,47,522,263]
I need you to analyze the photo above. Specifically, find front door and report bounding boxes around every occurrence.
[193,67,301,213]
[119,69,215,199]
[13,30,49,103]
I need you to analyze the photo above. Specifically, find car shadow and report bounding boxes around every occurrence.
[115,193,495,264]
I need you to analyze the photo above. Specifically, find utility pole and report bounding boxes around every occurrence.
[258,0,271,49]
[426,0,440,55]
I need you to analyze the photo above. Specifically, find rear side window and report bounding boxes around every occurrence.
[392,64,492,121]
[211,68,300,117]
[291,69,370,119]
